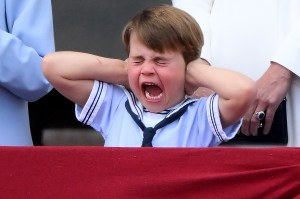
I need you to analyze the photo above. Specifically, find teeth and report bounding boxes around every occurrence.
[145,91,162,100]
[144,83,155,86]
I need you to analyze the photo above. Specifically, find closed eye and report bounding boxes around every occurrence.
[156,62,167,67]
[129,57,144,65]
[157,60,167,64]
[154,58,168,66]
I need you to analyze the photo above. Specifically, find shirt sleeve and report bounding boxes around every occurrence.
[206,93,241,142]
[172,0,215,63]
[76,81,108,126]
[272,22,300,77]
[75,81,127,135]
[0,0,55,101]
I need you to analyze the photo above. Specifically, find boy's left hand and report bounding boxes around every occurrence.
[185,59,213,97]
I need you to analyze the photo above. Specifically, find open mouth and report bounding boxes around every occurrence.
[142,83,163,100]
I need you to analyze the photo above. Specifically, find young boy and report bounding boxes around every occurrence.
[42,5,256,147]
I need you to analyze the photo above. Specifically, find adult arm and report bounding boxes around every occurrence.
[0,0,55,101]
[186,59,257,128]
[241,22,300,135]
[42,51,128,108]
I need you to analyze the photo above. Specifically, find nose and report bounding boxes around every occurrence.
[141,61,155,75]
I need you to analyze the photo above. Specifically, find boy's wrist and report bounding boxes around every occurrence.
[186,58,211,90]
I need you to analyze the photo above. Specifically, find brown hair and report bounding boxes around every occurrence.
[122,4,204,64]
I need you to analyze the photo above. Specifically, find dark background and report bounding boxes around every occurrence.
[29,0,171,145]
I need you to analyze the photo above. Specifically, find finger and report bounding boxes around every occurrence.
[240,102,257,136]
[262,107,276,135]
[249,105,267,136]
[240,120,249,136]
[241,112,251,136]
[249,113,260,136]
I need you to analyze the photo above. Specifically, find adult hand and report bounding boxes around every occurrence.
[240,62,292,136]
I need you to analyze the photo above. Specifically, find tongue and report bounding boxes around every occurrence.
[145,85,162,96]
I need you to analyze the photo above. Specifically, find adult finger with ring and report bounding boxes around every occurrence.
[255,111,265,129]
[255,111,265,121]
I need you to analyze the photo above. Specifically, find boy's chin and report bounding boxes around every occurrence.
[143,104,164,113]
[142,101,178,113]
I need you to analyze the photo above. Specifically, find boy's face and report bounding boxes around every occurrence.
[127,33,186,113]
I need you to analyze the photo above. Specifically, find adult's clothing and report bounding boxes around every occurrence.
[0,0,55,145]
[173,0,300,146]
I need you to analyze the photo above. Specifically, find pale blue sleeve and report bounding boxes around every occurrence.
[75,81,127,137]
[0,0,55,101]
[205,93,241,143]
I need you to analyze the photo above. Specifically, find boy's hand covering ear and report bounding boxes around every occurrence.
[185,59,213,97]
